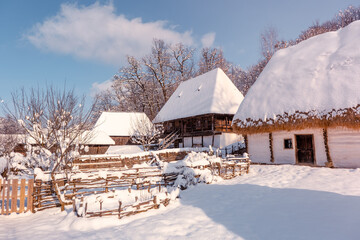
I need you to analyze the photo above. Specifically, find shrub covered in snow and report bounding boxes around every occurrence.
[163,152,222,189]
[0,147,55,178]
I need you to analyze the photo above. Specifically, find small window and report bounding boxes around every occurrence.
[284,139,293,149]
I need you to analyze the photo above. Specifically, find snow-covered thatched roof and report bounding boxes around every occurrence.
[154,68,244,123]
[233,20,360,133]
[94,112,152,136]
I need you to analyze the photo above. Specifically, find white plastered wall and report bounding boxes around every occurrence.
[328,127,360,168]
[248,133,271,163]
[249,129,327,166]
[183,137,192,147]
[272,129,327,166]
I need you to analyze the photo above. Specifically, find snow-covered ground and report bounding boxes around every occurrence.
[1,165,360,240]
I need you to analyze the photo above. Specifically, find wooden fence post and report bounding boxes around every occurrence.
[85,202,88,217]
[153,196,159,209]
[118,201,122,219]
[11,179,18,213]
[99,200,103,217]
[18,179,26,213]
[0,179,4,215]
[27,179,34,213]
[72,198,76,212]
[6,181,10,215]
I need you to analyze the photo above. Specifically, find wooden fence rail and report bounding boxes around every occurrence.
[0,179,34,215]
[77,194,171,218]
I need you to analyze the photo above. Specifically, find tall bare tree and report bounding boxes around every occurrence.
[2,86,95,172]
[260,26,279,61]
[198,47,231,75]
[169,43,195,82]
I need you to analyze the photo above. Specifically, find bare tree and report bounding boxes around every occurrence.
[1,86,95,206]
[198,47,231,75]
[143,39,175,104]
[130,115,162,151]
[260,26,279,61]
[169,43,195,82]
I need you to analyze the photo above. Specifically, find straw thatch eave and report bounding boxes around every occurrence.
[232,104,360,135]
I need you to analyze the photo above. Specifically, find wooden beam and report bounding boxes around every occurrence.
[322,128,333,167]
[244,135,248,153]
[211,115,214,131]
[269,133,274,163]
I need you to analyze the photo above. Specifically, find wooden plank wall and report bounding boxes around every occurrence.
[0,179,34,215]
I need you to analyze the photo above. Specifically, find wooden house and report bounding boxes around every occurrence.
[79,130,115,155]
[94,112,152,145]
[232,21,360,168]
[154,68,244,148]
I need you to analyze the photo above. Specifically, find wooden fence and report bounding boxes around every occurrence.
[33,180,61,212]
[78,193,171,218]
[0,179,34,215]
[0,153,250,216]
[57,167,178,201]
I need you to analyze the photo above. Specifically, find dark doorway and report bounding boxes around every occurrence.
[296,135,315,164]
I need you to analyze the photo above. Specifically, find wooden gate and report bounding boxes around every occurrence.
[0,179,34,215]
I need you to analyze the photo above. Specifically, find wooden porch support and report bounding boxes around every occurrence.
[322,128,333,168]
[244,135,248,153]
[269,133,274,163]
[211,114,215,146]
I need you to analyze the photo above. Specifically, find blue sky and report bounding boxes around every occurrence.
[0,0,359,110]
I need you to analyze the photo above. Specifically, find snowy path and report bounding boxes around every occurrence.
[1,165,360,240]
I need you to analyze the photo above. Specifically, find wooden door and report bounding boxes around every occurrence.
[296,135,315,164]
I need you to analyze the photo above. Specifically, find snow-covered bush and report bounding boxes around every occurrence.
[164,151,222,189]
[0,147,55,178]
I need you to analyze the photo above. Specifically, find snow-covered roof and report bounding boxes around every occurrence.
[94,112,152,136]
[154,68,244,123]
[80,130,115,145]
[233,20,360,131]
[105,145,144,155]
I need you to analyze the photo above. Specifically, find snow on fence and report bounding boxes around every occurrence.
[1,150,251,217]
[218,156,251,179]
[73,148,209,169]
[74,186,177,218]
[59,167,178,201]
[0,179,34,215]
[218,142,246,157]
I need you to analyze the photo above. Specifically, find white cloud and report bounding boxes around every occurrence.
[91,79,113,97]
[201,32,216,48]
[26,3,194,65]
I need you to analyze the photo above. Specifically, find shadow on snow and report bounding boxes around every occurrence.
[180,183,360,240]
